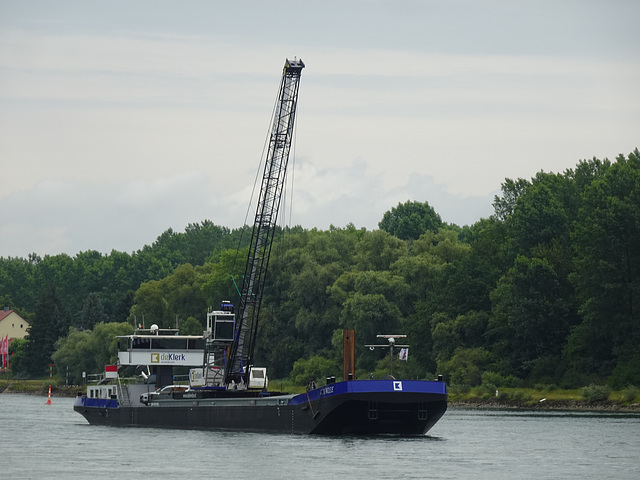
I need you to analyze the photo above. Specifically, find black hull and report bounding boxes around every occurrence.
[74,380,447,435]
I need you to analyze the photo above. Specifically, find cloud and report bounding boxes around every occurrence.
[283,156,495,230]
[1,4,638,257]
[0,172,228,257]
[1,159,497,258]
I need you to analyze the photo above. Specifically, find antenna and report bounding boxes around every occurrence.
[364,335,409,379]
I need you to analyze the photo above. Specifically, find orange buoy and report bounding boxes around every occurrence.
[45,385,52,405]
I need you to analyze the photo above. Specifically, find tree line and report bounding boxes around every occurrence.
[2,150,639,390]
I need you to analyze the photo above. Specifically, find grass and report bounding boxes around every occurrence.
[448,384,640,409]
[0,378,84,396]
[269,379,306,394]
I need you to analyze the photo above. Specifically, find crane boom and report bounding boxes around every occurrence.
[225,58,305,386]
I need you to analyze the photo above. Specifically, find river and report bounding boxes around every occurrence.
[1,393,639,479]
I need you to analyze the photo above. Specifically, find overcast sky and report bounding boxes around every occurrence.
[1,1,639,258]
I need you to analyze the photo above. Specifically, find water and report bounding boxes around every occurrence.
[2,393,639,479]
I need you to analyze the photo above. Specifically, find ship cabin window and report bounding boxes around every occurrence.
[213,316,235,342]
[187,338,205,350]
[132,337,151,349]
[128,337,204,350]
[152,338,188,350]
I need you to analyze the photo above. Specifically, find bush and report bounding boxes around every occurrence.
[448,383,471,395]
[509,389,532,402]
[580,384,611,403]
[439,347,492,386]
[482,371,518,388]
[533,383,558,392]
[607,357,640,390]
[497,390,511,401]
[478,383,497,398]
[621,386,640,403]
[289,356,338,386]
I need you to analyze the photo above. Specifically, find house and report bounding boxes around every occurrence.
[0,307,30,352]
[1,307,30,369]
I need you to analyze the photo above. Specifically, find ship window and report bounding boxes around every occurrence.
[187,338,205,350]
[253,370,264,378]
[133,337,151,349]
[152,338,187,350]
[213,317,235,341]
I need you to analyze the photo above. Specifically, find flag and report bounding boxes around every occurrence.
[398,348,408,361]
[2,335,7,368]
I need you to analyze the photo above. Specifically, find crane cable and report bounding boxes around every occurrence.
[230,76,283,293]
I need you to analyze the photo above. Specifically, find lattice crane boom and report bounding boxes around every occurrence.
[225,58,304,386]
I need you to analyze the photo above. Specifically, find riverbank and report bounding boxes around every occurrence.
[2,378,639,412]
[448,385,640,412]
[449,398,640,412]
[0,379,81,397]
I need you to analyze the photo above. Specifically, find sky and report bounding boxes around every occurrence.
[1,0,639,258]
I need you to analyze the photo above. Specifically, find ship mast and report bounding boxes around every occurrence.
[225,58,305,387]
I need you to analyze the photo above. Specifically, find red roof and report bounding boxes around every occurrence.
[0,309,28,325]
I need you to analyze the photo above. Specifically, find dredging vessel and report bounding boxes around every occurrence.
[73,58,448,435]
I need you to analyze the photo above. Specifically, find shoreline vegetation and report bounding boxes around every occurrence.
[0,379,83,397]
[4,151,640,404]
[2,379,638,413]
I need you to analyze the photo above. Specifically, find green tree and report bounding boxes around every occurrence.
[0,256,39,313]
[567,150,640,384]
[355,230,407,271]
[290,356,338,385]
[340,292,402,371]
[51,329,94,384]
[79,293,108,330]
[201,248,248,307]
[492,177,530,221]
[509,182,570,255]
[439,347,493,386]
[7,338,27,376]
[489,255,572,379]
[129,263,210,329]
[52,322,134,384]
[179,316,205,336]
[379,200,443,240]
[89,322,134,369]
[255,226,363,377]
[21,285,69,377]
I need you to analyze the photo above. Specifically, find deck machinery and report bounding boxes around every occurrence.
[115,59,304,392]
